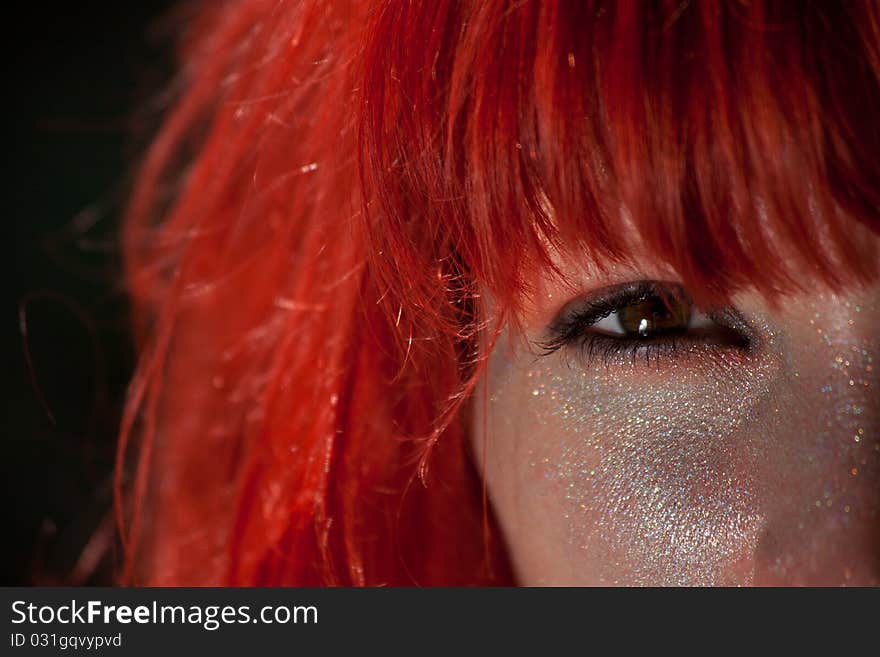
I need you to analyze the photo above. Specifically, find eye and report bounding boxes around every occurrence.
[539,281,751,365]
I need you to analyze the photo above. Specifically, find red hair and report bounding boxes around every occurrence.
[119,0,880,585]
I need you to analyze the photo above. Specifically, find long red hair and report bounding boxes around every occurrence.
[119,0,880,585]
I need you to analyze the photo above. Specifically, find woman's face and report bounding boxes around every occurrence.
[473,258,879,585]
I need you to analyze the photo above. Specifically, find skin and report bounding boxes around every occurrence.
[472,260,879,586]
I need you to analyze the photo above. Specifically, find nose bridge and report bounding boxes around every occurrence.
[752,292,879,585]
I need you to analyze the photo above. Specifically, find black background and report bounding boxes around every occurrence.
[5,1,176,585]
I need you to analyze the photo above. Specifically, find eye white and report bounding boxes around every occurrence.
[590,308,714,336]
[590,312,627,336]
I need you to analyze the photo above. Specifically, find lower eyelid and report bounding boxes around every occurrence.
[569,333,688,368]
[567,330,754,371]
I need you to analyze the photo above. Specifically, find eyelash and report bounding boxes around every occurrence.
[536,281,752,367]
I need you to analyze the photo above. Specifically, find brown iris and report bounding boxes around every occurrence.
[617,294,692,338]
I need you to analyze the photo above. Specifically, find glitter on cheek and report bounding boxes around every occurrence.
[751,295,880,585]
[527,350,779,586]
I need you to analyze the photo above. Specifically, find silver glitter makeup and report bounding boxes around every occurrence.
[749,294,879,585]
[524,332,779,585]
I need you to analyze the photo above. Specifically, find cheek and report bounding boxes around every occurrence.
[548,398,766,587]
[749,300,879,584]
[482,352,777,586]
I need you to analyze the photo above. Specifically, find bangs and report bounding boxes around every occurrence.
[361,0,880,312]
